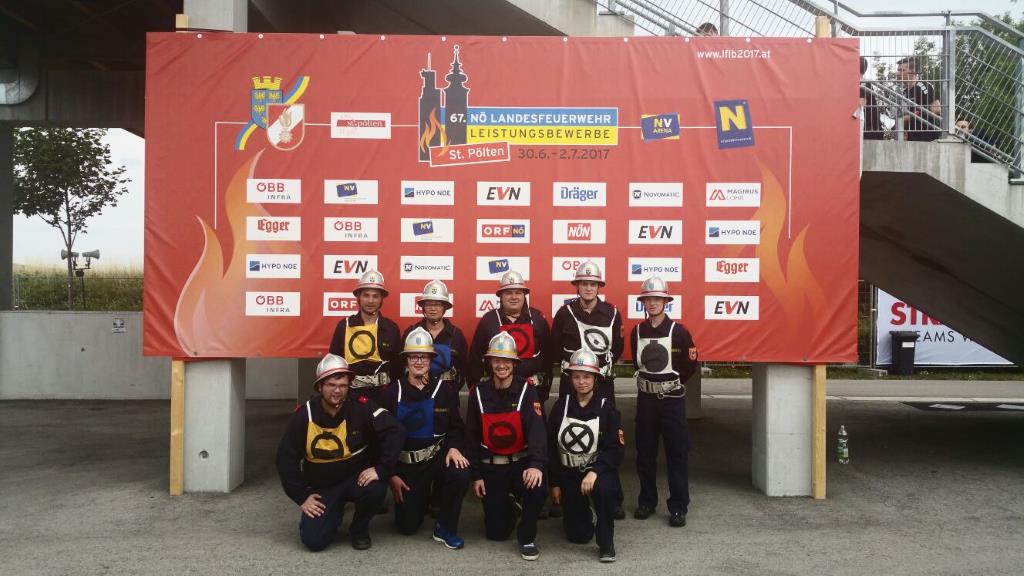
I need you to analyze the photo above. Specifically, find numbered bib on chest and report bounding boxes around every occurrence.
[344,321,381,365]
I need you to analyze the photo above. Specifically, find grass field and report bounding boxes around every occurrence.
[13,263,143,311]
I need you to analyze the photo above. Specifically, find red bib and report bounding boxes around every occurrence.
[499,322,536,358]
[477,384,529,455]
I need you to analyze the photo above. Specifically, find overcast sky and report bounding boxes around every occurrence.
[12,0,1022,269]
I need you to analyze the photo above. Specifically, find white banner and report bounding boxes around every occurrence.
[875,289,1012,366]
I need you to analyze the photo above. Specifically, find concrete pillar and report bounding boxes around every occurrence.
[176,0,247,495]
[297,357,318,404]
[751,364,812,496]
[0,125,12,311]
[184,0,247,32]
[685,367,702,420]
[183,359,245,492]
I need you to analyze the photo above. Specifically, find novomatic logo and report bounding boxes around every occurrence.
[704,295,759,320]
[323,292,358,316]
[629,220,682,245]
[246,179,301,204]
[323,218,378,242]
[640,113,680,141]
[705,220,760,245]
[477,220,530,243]
[323,255,377,280]
[553,220,606,244]
[628,182,683,207]
[477,182,531,206]
[706,182,761,207]
[400,255,454,280]
[324,180,379,205]
[401,218,454,243]
[552,182,607,207]
[246,217,301,241]
[400,180,455,205]
[245,292,300,316]
[705,258,759,282]
[245,254,301,279]
[552,257,606,282]
[330,112,391,139]
[627,258,682,282]
[475,256,530,280]
[713,100,754,149]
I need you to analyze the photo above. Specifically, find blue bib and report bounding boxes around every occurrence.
[397,398,436,439]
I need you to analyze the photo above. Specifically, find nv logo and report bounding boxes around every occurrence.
[714,100,754,149]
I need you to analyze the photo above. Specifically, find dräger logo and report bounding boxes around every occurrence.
[705,220,760,245]
[628,182,683,207]
[323,255,376,279]
[400,256,454,280]
[704,295,759,320]
[401,180,455,205]
[627,295,682,320]
[477,220,530,243]
[552,182,606,207]
[705,258,759,282]
[706,182,761,207]
[246,217,301,241]
[629,220,682,245]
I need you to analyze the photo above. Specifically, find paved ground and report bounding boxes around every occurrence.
[2,380,1024,575]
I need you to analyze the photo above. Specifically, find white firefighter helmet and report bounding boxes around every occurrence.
[565,349,602,375]
[496,270,530,296]
[572,260,605,286]
[314,354,354,388]
[353,269,388,297]
[484,331,520,361]
[418,279,452,309]
[639,275,674,302]
[401,326,437,356]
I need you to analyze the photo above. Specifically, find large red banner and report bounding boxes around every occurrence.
[144,33,859,362]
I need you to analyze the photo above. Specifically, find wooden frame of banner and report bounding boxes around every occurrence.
[170,359,185,496]
[812,364,827,499]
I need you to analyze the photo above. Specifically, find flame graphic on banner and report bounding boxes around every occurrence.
[753,162,827,336]
[419,108,449,159]
[173,152,298,356]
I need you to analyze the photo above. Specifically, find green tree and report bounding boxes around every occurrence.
[13,128,130,309]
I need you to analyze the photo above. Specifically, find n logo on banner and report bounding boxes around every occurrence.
[714,99,754,149]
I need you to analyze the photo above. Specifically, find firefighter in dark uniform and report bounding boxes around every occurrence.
[328,269,402,406]
[381,327,470,549]
[401,280,468,392]
[548,349,624,563]
[465,332,548,561]
[467,270,551,399]
[630,276,698,527]
[550,260,624,404]
[275,354,404,551]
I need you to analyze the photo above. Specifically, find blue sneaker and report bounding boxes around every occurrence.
[432,522,465,550]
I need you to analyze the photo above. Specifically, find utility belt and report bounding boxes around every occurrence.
[351,373,389,389]
[637,376,685,398]
[398,438,445,465]
[559,452,596,470]
[479,450,528,466]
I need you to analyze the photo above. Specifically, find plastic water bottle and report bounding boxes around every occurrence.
[837,425,849,464]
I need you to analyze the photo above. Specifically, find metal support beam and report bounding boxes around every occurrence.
[0,125,12,311]
[719,0,731,36]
